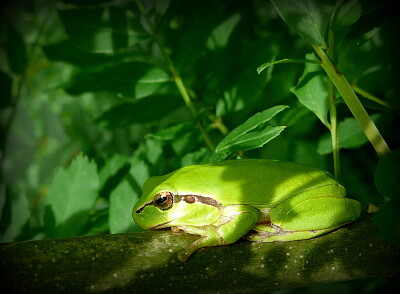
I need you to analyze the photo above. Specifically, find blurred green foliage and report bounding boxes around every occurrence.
[0,0,399,291]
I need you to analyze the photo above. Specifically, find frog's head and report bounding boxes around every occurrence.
[132,176,221,230]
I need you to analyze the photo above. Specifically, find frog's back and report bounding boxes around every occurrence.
[164,159,344,207]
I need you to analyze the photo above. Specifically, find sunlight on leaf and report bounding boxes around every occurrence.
[215,105,288,153]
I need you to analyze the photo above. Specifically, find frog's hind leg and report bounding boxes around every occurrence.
[247,196,361,242]
[246,222,342,242]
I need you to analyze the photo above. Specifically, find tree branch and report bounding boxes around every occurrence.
[1,217,399,293]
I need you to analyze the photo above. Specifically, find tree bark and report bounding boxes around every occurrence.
[1,217,399,293]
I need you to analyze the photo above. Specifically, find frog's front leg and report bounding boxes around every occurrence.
[175,205,260,262]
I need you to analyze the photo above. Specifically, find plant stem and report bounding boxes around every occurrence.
[327,30,340,178]
[173,75,197,117]
[312,44,391,157]
[328,82,340,177]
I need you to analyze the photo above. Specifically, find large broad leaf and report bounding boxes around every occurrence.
[45,154,99,238]
[271,0,335,47]
[96,94,183,129]
[215,105,288,153]
[291,53,329,127]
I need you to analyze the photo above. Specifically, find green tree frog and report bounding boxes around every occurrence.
[132,159,361,261]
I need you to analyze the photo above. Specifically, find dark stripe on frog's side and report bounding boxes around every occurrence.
[135,194,221,213]
[176,195,222,207]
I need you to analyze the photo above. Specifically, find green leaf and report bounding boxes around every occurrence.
[206,13,241,50]
[45,154,99,238]
[331,0,361,32]
[271,0,335,47]
[218,126,286,153]
[215,105,288,153]
[291,53,329,127]
[317,115,379,154]
[96,95,183,129]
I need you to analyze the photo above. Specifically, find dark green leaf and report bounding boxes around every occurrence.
[43,40,115,66]
[271,0,335,47]
[96,95,183,129]
[44,154,99,238]
[331,0,362,31]
[66,62,170,97]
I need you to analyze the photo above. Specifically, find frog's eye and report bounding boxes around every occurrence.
[153,192,174,210]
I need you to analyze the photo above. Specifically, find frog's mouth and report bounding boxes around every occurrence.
[149,221,173,230]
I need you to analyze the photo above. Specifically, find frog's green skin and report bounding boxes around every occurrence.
[132,159,361,262]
